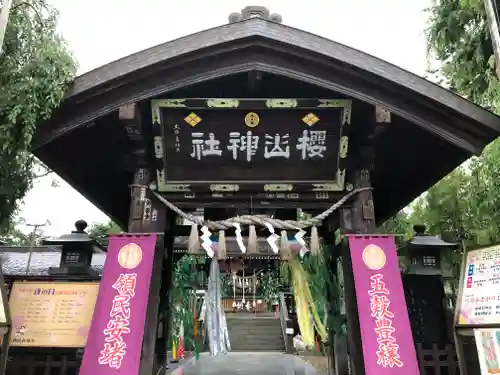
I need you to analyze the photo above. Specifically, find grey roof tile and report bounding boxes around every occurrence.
[0,250,106,276]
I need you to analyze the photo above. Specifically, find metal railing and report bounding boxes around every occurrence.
[278,292,295,354]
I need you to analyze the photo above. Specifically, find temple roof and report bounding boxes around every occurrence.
[31,16,500,226]
[0,247,106,276]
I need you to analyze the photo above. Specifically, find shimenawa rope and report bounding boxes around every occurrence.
[151,187,371,230]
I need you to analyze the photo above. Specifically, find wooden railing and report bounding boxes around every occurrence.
[278,292,295,354]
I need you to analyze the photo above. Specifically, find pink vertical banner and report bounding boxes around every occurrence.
[79,234,157,375]
[347,235,418,375]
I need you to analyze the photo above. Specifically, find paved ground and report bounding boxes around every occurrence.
[167,352,326,375]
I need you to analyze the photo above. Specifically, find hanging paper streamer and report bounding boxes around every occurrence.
[217,230,227,259]
[264,222,279,254]
[247,225,258,254]
[205,257,231,356]
[233,223,246,253]
[280,230,291,260]
[310,226,320,255]
[294,229,309,257]
[188,224,201,254]
[201,225,214,258]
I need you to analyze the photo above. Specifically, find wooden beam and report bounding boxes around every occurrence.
[119,103,147,167]
[128,168,150,232]
[247,70,263,94]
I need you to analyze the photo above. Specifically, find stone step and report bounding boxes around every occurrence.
[226,313,277,318]
[229,342,284,349]
[227,320,282,326]
[226,315,279,320]
[229,335,283,342]
[228,331,283,338]
[226,313,284,352]
[230,341,285,347]
[231,347,285,352]
[231,342,284,348]
[226,320,281,325]
[228,325,282,330]
[230,346,284,352]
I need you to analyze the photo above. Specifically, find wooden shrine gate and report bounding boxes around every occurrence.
[29,6,500,375]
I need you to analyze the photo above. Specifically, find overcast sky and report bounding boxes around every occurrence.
[18,0,431,236]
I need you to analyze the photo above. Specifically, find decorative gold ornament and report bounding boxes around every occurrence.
[244,112,260,128]
[118,243,143,269]
[339,136,349,158]
[362,244,387,271]
[184,112,202,127]
[302,113,320,126]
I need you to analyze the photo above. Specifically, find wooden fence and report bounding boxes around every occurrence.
[222,298,269,314]
[6,353,81,375]
[416,343,459,375]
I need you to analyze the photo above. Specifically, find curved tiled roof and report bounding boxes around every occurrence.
[0,236,281,276]
[31,15,500,226]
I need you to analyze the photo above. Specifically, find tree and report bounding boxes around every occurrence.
[376,0,500,280]
[88,220,122,246]
[426,0,500,110]
[378,210,414,247]
[0,0,77,232]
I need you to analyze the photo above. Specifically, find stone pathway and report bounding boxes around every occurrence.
[166,352,327,375]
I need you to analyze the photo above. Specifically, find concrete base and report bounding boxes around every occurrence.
[166,352,327,375]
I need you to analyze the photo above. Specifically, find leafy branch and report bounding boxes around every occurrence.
[0,0,76,231]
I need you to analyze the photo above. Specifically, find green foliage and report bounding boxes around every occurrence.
[378,210,415,248]
[0,0,77,231]
[88,220,122,246]
[425,0,500,111]
[380,145,500,281]
[301,249,345,337]
[376,0,500,283]
[260,268,283,306]
[166,255,205,350]
[0,216,32,245]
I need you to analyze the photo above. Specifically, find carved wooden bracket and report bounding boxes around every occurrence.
[119,103,147,167]
[375,105,391,123]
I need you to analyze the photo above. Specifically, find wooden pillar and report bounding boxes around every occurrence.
[321,218,350,375]
[339,154,376,375]
[157,230,174,370]
[119,103,169,375]
[128,168,169,375]
[329,247,350,375]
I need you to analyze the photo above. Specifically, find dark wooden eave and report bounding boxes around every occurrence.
[31,17,500,227]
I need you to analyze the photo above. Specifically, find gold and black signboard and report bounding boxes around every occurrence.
[151,98,352,203]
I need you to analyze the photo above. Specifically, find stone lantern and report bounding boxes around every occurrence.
[404,224,457,276]
[43,220,99,277]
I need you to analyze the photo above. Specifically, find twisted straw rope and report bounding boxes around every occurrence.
[151,187,372,231]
